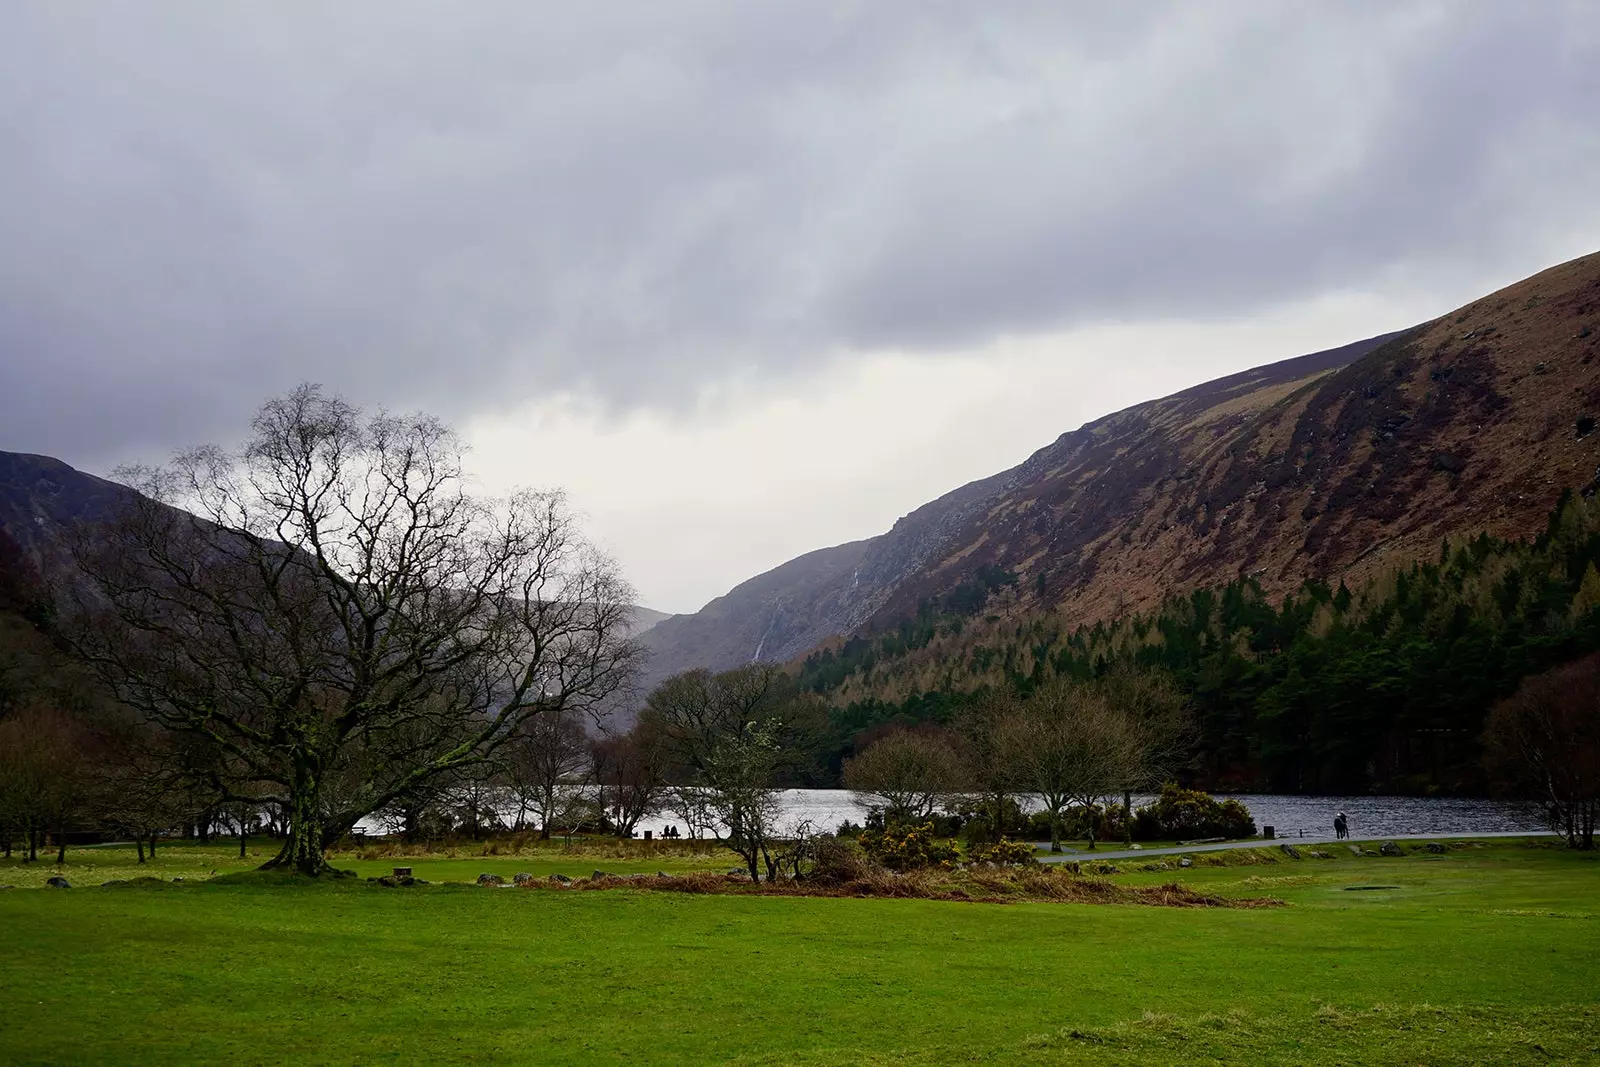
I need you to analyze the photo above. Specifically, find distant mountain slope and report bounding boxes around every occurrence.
[642,251,1600,694]
[638,332,1404,688]
[624,605,672,638]
[0,450,137,567]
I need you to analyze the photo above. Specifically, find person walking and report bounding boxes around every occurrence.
[1334,812,1348,840]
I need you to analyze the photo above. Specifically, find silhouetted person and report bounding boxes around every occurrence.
[1334,812,1348,840]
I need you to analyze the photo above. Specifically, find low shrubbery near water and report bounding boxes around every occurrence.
[1131,784,1257,841]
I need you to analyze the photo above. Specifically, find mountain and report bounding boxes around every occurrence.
[642,251,1600,692]
[0,450,140,572]
[624,605,672,638]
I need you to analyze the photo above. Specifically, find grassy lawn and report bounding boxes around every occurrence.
[0,838,732,889]
[1,840,1595,1065]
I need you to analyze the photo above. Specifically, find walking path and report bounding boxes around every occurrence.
[1034,830,1558,863]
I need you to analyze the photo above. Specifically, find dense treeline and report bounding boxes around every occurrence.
[802,492,1600,795]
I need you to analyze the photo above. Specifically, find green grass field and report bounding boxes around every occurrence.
[1,839,1595,1065]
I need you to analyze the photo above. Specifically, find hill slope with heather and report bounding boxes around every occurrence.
[642,252,1600,698]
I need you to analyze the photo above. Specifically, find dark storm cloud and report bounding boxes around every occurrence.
[1,2,1597,467]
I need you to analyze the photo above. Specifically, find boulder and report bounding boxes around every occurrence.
[476,873,505,887]
[1379,842,1403,857]
[592,870,613,881]
[549,873,572,884]
[1308,850,1330,859]
[1178,858,1193,869]
[657,871,671,879]
[1347,845,1363,856]
[512,872,534,887]
[45,876,70,889]
[1279,844,1302,859]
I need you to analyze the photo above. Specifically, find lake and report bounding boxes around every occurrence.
[712,789,1551,840]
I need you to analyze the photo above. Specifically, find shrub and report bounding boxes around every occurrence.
[966,839,1039,867]
[808,836,872,882]
[859,822,959,871]
[1132,784,1256,841]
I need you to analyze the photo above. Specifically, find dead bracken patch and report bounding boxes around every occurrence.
[519,868,1281,908]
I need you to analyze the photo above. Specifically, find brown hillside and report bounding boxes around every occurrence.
[643,251,1600,695]
[874,251,1600,629]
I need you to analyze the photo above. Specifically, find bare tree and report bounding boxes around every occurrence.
[0,705,88,863]
[1485,653,1600,849]
[590,723,668,839]
[62,385,639,874]
[506,705,591,839]
[666,785,716,840]
[842,729,964,827]
[1096,666,1194,818]
[642,664,818,882]
[1003,681,1145,852]
[957,691,1027,845]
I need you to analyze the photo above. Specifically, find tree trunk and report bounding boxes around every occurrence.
[262,761,329,875]
[239,827,248,859]
[28,828,37,862]
[148,833,157,858]
[136,836,145,864]
[56,832,66,865]
[1049,807,1062,853]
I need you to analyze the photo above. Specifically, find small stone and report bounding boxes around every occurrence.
[1179,858,1193,869]
[1308,850,1330,859]
[1379,842,1403,857]
[657,871,670,878]
[512,872,534,886]
[476,873,504,887]
[549,873,572,884]
[45,876,70,889]
[1347,845,1363,856]
[592,870,613,881]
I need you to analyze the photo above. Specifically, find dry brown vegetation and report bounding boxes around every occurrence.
[533,867,1282,907]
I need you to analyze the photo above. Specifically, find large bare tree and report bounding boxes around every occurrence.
[63,385,639,874]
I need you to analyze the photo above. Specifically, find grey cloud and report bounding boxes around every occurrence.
[1,2,1597,468]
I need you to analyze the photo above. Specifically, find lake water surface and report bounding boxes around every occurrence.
[749,789,1548,840]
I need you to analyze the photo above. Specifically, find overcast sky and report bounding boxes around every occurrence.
[3,3,1599,612]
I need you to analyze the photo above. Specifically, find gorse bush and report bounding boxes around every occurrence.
[1132,784,1256,841]
[966,839,1039,867]
[859,822,959,871]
